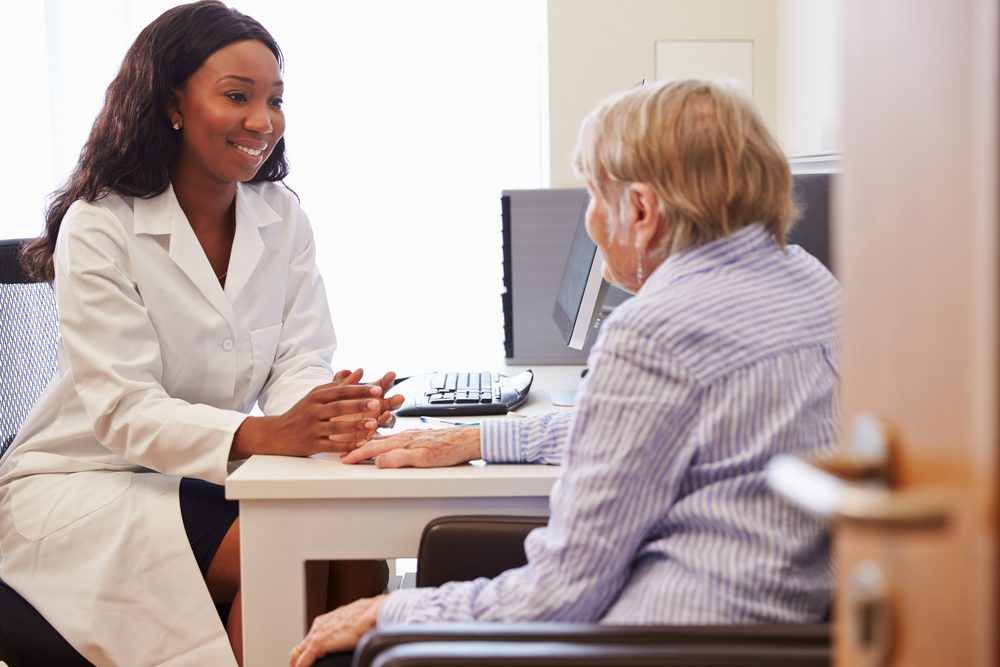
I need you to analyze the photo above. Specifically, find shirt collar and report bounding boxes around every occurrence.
[648,223,776,289]
[133,181,282,236]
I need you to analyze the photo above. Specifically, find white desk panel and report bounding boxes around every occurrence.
[228,364,579,667]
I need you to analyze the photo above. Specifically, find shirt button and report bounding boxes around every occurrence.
[222,338,234,352]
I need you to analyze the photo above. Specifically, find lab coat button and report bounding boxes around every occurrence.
[222,338,234,352]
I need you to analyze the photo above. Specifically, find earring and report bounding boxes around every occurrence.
[635,250,644,286]
[172,122,181,131]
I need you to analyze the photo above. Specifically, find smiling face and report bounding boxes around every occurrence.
[170,39,285,187]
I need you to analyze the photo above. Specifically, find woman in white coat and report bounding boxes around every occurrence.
[0,2,398,665]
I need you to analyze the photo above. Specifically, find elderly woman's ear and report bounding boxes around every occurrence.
[627,182,665,253]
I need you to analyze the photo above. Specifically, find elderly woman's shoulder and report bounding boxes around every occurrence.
[603,251,838,383]
[600,284,696,342]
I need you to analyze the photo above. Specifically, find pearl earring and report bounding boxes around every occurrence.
[635,250,644,286]
[172,122,181,131]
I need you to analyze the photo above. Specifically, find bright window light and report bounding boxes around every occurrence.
[1,0,547,375]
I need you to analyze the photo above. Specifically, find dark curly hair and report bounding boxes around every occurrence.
[21,0,288,282]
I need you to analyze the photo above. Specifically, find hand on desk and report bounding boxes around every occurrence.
[290,594,386,667]
[232,369,404,458]
[340,425,482,467]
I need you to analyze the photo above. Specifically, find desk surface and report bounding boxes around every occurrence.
[227,363,580,501]
[227,456,560,499]
[226,364,579,667]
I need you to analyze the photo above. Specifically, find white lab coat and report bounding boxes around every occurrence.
[0,182,336,666]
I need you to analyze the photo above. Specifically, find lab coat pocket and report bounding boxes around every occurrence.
[248,323,282,397]
[10,471,133,542]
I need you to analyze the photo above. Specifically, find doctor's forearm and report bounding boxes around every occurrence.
[230,415,278,460]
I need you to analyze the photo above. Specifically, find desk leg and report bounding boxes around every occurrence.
[240,499,311,667]
[238,495,550,666]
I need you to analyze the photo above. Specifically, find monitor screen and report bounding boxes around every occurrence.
[552,197,610,350]
[787,153,840,273]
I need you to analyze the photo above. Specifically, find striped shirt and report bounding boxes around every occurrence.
[379,224,840,626]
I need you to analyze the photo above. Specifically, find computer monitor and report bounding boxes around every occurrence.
[552,197,610,350]
[787,153,840,273]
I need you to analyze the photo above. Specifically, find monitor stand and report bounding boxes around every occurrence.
[549,390,578,407]
[549,367,588,407]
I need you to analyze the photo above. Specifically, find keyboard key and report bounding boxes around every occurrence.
[445,374,458,392]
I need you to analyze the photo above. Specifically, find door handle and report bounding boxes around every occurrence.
[765,412,951,527]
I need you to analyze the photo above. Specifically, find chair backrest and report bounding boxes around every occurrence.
[0,239,59,455]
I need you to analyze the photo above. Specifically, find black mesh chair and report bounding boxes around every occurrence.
[0,239,59,455]
[0,238,92,665]
[338,516,831,667]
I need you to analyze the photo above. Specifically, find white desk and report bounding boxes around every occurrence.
[226,364,581,667]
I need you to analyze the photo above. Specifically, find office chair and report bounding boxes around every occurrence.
[0,239,59,455]
[0,238,92,666]
[343,515,831,667]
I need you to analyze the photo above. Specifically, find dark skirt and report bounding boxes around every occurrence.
[178,477,240,577]
[178,477,240,624]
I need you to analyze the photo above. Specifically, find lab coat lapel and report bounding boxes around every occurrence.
[223,183,281,300]
[135,185,236,330]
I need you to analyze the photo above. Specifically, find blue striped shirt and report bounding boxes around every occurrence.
[380,224,839,626]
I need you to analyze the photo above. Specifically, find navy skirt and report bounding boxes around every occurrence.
[178,477,239,577]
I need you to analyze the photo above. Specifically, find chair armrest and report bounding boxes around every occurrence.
[416,515,547,587]
[354,622,831,667]
[367,641,830,667]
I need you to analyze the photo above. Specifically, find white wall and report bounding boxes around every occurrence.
[776,0,842,156]
[546,0,779,187]
[545,0,842,185]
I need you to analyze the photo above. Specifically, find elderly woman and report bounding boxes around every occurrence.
[291,80,840,667]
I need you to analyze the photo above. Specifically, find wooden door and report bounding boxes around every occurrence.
[836,0,999,664]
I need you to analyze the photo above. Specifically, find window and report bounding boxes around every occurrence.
[1,0,546,372]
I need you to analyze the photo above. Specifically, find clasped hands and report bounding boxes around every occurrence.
[232,368,405,459]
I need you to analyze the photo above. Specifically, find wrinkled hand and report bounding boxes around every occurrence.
[290,595,385,667]
[340,426,482,467]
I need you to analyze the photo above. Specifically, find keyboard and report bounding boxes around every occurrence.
[391,369,533,417]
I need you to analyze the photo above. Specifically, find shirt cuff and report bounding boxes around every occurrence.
[480,418,528,462]
[378,588,432,625]
[481,413,569,465]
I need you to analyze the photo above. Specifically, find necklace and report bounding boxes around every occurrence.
[216,270,228,281]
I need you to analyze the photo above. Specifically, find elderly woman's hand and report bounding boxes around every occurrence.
[340,426,482,467]
[289,594,386,667]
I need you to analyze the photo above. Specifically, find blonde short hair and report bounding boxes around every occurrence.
[572,80,796,255]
